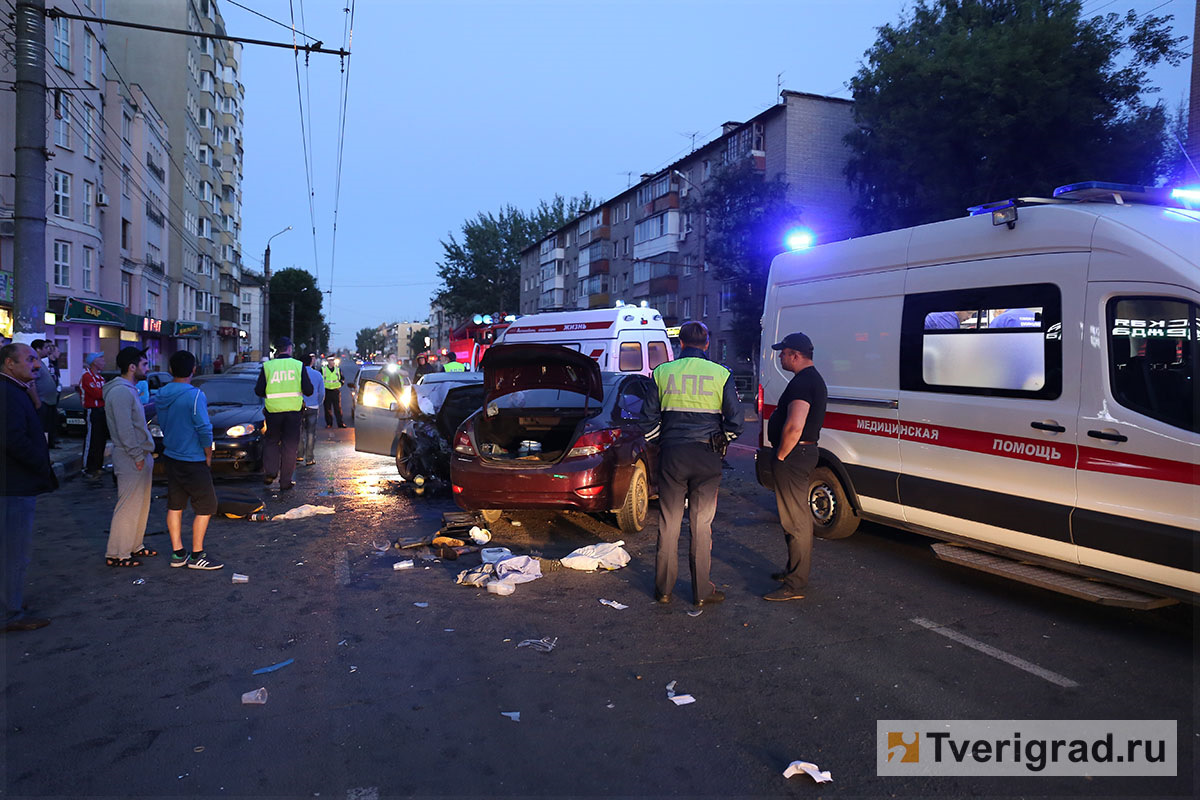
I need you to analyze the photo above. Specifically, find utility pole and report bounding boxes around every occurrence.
[289,299,295,345]
[12,0,47,341]
[262,226,291,357]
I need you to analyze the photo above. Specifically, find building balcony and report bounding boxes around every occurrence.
[219,301,239,323]
[639,191,679,220]
[587,293,609,309]
[578,259,609,278]
[541,274,565,292]
[539,247,565,265]
[145,153,165,183]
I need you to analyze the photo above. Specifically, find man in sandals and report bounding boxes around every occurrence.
[157,351,223,571]
[102,347,158,568]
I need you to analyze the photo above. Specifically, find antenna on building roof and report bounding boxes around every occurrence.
[777,71,785,103]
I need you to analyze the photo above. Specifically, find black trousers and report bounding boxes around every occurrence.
[773,443,819,591]
[323,388,344,427]
[39,403,59,448]
[263,410,302,485]
[655,441,723,604]
[83,407,108,474]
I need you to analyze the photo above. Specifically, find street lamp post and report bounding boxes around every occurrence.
[262,226,291,357]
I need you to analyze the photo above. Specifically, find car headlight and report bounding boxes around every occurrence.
[398,385,413,408]
[361,382,397,410]
[148,422,163,438]
[226,424,255,437]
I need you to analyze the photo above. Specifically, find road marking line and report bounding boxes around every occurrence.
[729,443,757,452]
[334,550,350,587]
[911,617,1079,688]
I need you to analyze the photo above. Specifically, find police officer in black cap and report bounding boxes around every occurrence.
[763,332,826,601]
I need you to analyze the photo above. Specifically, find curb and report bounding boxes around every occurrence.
[52,452,84,484]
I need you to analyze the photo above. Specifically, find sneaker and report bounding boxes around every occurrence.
[763,587,805,602]
[170,551,189,568]
[186,552,224,570]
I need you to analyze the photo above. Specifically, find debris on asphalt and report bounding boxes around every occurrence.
[241,688,268,705]
[510,520,522,527]
[481,547,512,563]
[468,526,491,544]
[413,602,429,608]
[783,761,832,783]
[393,560,414,571]
[273,504,335,521]
[561,540,631,571]
[687,609,703,618]
[349,666,358,673]
[455,563,495,587]
[493,555,542,584]
[132,578,146,585]
[501,711,520,722]
[231,573,249,583]
[431,535,466,548]
[665,680,695,705]
[599,599,629,610]
[517,637,557,652]
[251,658,294,675]
[487,580,515,596]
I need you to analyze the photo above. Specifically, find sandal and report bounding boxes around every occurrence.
[130,546,158,558]
[105,557,141,568]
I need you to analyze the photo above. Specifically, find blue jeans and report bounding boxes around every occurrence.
[2,495,37,620]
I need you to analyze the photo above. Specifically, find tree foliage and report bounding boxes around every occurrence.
[407,326,431,356]
[686,159,799,364]
[269,268,328,354]
[845,0,1189,232]
[355,326,384,358]
[433,193,594,320]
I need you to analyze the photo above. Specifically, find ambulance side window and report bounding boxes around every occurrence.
[619,342,643,372]
[1107,297,1198,433]
[647,341,671,369]
[901,283,1062,399]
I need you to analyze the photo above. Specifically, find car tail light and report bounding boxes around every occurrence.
[452,484,464,494]
[566,429,619,458]
[453,430,477,456]
[574,485,604,497]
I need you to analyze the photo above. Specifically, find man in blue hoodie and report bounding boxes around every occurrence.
[157,351,223,571]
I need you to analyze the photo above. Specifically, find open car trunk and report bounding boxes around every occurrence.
[474,408,595,465]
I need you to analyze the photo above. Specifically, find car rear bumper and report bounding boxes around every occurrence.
[450,454,616,512]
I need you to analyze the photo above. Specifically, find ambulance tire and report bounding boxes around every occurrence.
[481,509,503,524]
[809,466,859,540]
[615,461,649,534]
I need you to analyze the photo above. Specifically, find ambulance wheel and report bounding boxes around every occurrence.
[809,466,858,540]
[481,509,503,524]
[616,461,649,534]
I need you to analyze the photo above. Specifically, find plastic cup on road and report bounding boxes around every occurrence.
[241,687,268,704]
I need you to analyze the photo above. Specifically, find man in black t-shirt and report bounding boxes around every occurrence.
[764,332,827,601]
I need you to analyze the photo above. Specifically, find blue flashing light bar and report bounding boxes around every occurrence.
[784,227,815,251]
[1170,187,1200,205]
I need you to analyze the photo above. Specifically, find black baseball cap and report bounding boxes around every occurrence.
[274,336,293,350]
[771,332,813,356]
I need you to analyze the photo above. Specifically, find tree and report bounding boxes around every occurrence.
[407,326,431,356]
[686,159,799,364]
[844,0,1188,233]
[269,268,328,354]
[433,193,593,320]
[355,326,384,358]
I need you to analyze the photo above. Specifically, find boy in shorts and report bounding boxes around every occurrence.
[157,351,223,570]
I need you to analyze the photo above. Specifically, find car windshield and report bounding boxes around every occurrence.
[195,379,260,406]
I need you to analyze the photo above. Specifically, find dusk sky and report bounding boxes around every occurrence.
[223,0,1196,350]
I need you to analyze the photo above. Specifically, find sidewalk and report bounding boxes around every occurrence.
[48,437,85,484]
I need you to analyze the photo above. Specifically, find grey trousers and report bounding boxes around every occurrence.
[301,406,320,463]
[105,449,153,560]
[655,441,723,604]
[774,443,819,591]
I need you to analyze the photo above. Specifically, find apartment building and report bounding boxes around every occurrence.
[107,0,247,369]
[519,90,857,374]
[238,268,264,360]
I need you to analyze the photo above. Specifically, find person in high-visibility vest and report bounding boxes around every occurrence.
[321,355,347,427]
[254,337,313,491]
[642,321,743,608]
[442,351,466,372]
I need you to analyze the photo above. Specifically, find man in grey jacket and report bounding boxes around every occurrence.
[102,347,158,567]
[32,339,60,449]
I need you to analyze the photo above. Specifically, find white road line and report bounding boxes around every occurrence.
[911,617,1079,688]
[729,443,757,452]
[334,550,351,587]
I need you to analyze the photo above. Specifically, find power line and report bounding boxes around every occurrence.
[225,0,318,41]
[289,0,320,293]
[327,0,355,310]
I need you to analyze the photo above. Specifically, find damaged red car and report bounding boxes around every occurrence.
[450,343,659,533]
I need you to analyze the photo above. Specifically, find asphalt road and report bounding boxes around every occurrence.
[3,428,1194,799]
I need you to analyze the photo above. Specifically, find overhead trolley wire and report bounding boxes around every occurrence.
[327,0,355,310]
[289,0,321,290]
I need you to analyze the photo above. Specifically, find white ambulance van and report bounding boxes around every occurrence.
[497,306,673,377]
[759,182,1198,607]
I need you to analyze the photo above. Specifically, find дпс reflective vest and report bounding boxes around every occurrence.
[264,358,304,412]
[322,364,342,389]
[652,357,729,413]
[443,361,466,372]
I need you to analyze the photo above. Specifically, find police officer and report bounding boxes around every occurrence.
[254,337,313,491]
[442,351,466,372]
[322,355,346,428]
[644,321,743,607]
[763,332,826,602]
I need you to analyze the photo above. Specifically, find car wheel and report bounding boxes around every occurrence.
[615,461,649,534]
[480,509,503,524]
[395,434,418,481]
[808,466,859,540]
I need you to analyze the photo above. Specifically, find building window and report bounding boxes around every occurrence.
[241,291,251,304]
[53,241,71,286]
[82,247,93,291]
[702,295,709,317]
[634,213,668,244]
[121,273,131,307]
[53,171,71,217]
[54,91,71,148]
[121,219,130,249]
[720,281,735,312]
[681,297,691,319]
[82,181,94,225]
[122,112,132,143]
[53,18,70,70]
[82,104,94,158]
[122,165,131,198]
[199,217,212,239]
[84,31,95,84]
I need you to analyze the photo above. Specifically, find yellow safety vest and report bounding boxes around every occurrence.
[652,357,729,414]
[264,358,304,412]
[443,361,466,372]
[322,364,342,389]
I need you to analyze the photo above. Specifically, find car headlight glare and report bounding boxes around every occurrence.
[226,424,255,437]
[361,382,397,410]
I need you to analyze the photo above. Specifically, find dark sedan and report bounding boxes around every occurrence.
[449,344,659,533]
[58,370,171,434]
[149,374,265,475]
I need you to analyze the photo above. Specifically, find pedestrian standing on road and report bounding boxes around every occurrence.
[255,337,312,491]
[1,342,57,632]
[300,353,325,467]
[102,347,158,568]
[321,355,346,427]
[643,321,743,607]
[763,332,827,602]
[80,352,108,479]
[442,351,466,372]
[32,340,60,449]
[157,350,223,571]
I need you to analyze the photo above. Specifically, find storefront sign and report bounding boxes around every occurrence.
[218,326,240,337]
[65,297,127,325]
[0,270,13,304]
[143,317,163,334]
[174,322,203,338]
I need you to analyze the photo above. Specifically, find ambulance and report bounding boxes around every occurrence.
[758,182,1198,607]
[496,305,673,376]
